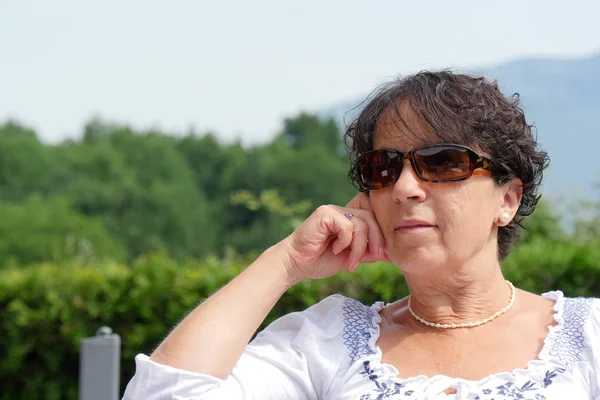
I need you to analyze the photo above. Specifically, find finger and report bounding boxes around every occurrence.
[338,207,386,263]
[345,219,369,271]
[362,214,386,262]
[329,216,354,256]
[345,194,385,260]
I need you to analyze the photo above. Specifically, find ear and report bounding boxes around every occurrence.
[496,178,523,226]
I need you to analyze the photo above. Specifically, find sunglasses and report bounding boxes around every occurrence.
[355,143,493,191]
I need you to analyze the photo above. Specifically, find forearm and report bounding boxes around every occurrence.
[149,243,293,378]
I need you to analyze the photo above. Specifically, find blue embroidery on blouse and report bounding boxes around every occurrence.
[473,296,592,399]
[547,297,593,370]
[359,361,414,399]
[342,298,377,365]
[541,368,566,388]
[356,295,594,399]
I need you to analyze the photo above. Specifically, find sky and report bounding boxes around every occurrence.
[1,0,599,145]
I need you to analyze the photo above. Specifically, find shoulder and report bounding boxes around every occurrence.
[541,291,600,371]
[542,290,599,341]
[252,294,384,362]
[256,294,380,338]
[557,291,600,331]
[304,294,383,339]
[246,294,384,393]
[308,294,385,367]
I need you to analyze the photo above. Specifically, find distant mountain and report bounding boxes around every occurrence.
[322,52,600,202]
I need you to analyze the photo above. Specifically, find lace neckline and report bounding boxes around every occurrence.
[365,290,566,387]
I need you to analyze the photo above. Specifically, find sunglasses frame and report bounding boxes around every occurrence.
[355,143,493,191]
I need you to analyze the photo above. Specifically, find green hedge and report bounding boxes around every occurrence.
[2,239,600,399]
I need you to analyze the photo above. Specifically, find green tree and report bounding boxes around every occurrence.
[0,121,66,201]
[519,198,565,244]
[0,195,126,268]
[64,120,216,260]
[211,114,355,254]
[176,132,225,200]
[279,113,343,155]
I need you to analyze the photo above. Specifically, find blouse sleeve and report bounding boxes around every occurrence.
[122,294,347,400]
[586,297,600,398]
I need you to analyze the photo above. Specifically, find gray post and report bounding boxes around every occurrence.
[79,326,121,400]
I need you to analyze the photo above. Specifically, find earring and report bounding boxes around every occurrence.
[499,212,510,223]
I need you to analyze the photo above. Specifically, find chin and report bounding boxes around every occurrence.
[387,246,441,274]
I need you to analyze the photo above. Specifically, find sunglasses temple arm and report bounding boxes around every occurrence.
[478,157,493,171]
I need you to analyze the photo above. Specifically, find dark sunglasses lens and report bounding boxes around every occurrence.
[413,146,472,181]
[358,151,402,189]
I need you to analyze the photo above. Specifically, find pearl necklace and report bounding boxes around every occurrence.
[407,280,516,329]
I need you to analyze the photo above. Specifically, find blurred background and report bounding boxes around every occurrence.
[1,1,599,399]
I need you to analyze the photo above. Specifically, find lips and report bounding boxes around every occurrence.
[393,219,435,230]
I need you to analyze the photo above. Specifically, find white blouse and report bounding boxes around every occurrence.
[122,291,600,399]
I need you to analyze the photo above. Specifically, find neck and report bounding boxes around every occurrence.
[403,257,511,327]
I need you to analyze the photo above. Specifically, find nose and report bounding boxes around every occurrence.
[391,160,427,203]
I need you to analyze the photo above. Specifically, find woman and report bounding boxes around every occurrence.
[123,71,600,399]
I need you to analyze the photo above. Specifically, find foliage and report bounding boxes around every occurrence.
[519,198,565,243]
[0,195,127,268]
[230,188,312,230]
[2,236,600,399]
[0,252,385,400]
[64,122,216,260]
[0,114,356,265]
[0,121,68,202]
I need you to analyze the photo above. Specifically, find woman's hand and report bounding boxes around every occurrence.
[146,194,389,384]
[277,192,390,286]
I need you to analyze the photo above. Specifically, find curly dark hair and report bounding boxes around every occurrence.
[344,70,550,260]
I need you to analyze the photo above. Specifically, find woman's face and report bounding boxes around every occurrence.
[368,103,519,274]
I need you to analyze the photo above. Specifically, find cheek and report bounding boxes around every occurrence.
[445,185,498,241]
[369,192,389,216]
[438,185,495,242]
[369,192,402,241]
